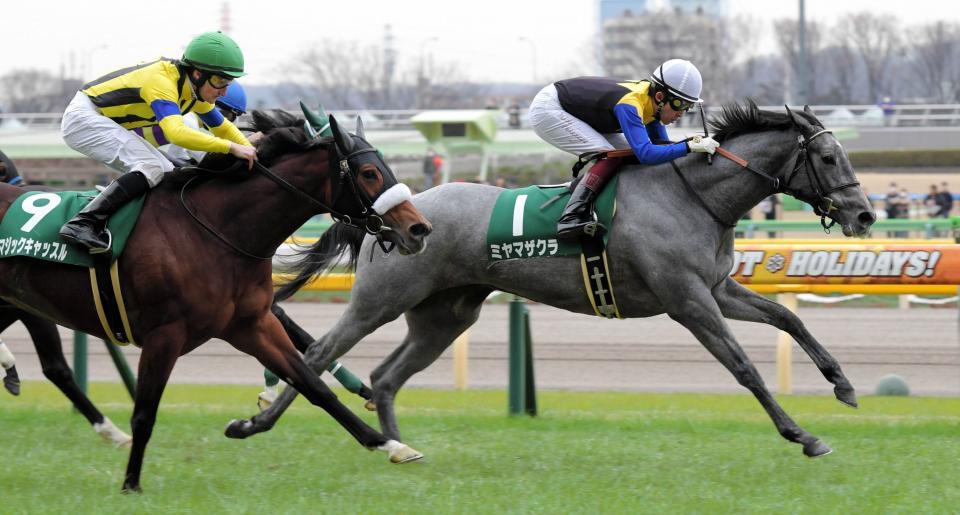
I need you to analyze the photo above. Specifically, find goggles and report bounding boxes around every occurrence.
[667,96,694,112]
[218,106,244,122]
[207,75,233,89]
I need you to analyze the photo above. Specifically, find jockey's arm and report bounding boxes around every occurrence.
[196,106,252,147]
[613,104,688,165]
[143,76,249,154]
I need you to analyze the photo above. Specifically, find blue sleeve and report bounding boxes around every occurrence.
[150,99,180,121]
[647,122,670,144]
[613,104,688,165]
[198,108,226,128]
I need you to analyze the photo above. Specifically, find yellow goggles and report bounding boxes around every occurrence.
[668,97,694,112]
[208,75,233,89]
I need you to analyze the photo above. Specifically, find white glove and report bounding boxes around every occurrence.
[687,136,719,155]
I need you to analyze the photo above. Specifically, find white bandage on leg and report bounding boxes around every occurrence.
[372,183,413,214]
[0,342,15,370]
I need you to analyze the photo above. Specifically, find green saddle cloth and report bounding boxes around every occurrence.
[0,190,146,266]
[487,177,618,261]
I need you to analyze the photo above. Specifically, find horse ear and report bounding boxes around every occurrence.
[784,105,804,129]
[355,116,365,140]
[328,114,355,154]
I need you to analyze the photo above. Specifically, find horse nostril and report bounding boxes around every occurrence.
[858,211,876,225]
[410,223,431,237]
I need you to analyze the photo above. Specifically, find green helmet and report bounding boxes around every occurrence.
[182,31,246,78]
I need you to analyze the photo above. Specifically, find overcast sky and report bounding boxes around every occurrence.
[2,0,958,85]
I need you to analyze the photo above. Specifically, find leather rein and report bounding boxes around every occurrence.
[601,128,859,232]
[179,143,395,260]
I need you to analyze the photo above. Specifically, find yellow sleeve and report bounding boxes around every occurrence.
[158,115,232,153]
[210,120,252,146]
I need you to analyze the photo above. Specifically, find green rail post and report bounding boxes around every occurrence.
[508,296,536,416]
[72,331,88,395]
[103,340,137,399]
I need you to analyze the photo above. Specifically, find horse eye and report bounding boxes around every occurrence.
[361,170,377,180]
[822,155,835,165]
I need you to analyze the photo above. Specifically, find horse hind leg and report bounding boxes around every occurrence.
[668,287,832,458]
[371,285,491,441]
[713,278,857,408]
[20,314,131,447]
[0,340,20,395]
[226,304,396,439]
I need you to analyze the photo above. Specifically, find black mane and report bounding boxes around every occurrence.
[710,100,822,143]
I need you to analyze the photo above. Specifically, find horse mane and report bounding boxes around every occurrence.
[710,99,822,143]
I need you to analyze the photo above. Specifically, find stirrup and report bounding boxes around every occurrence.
[88,229,113,255]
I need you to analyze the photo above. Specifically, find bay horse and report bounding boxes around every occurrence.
[0,110,432,492]
[226,103,876,458]
[0,152,132,445]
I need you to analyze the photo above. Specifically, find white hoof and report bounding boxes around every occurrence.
[377,439,423,464]
[94,417,133,448]
[257,388,278,412]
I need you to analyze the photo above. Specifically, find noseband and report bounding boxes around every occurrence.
[777,129,861,232]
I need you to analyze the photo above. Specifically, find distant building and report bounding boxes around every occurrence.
[599,0,726,77]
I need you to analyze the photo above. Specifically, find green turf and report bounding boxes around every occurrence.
[2,382,958,514]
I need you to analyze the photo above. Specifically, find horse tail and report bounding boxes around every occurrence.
[275,222,365,301]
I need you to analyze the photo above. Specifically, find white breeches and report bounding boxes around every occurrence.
[61,92,173,187]
[528,84,629,156]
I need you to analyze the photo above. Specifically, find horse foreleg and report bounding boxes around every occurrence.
[713,277,857,407]
[22,314,132,446]
[0,338,20,395]
[666,287,832,458]
[123,329,182,493]
[225,314,421,464]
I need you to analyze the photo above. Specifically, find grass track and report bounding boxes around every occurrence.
[2,382,958,514]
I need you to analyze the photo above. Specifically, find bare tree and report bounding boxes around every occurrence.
[906,21,960,102]
[835,13,902,103]
[0,69,82,112]
[773,18,825,103]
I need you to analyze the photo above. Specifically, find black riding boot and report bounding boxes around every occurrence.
[59,171,151,254]
[556,179,603,239]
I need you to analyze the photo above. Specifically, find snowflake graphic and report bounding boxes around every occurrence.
[765,253,786,273]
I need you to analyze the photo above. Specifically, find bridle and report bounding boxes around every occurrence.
[179,133,401,260]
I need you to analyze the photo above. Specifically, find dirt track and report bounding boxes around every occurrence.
[3,302,958,397]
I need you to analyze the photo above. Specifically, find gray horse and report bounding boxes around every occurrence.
[226,103,876,458]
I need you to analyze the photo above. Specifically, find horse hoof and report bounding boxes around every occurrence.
[834,385,858,408]
[95,418,133,448]
[3,376,20,396]
[378,439,424,464]
[257,390,277,412]
[803,440,833,458]
[364,400,377,412]
[224,419,254,439]
[121,482,142,494]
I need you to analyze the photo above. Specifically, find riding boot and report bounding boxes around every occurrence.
[556,157,621,239]
[59,171,151,254]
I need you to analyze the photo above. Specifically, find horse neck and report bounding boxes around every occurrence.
[689,130,798,223]
[209,152,333,257]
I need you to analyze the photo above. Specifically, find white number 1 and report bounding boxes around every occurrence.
[20,193,62,232]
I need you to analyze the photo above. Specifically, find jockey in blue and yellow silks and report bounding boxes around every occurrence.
[59,31,257,254]
[529,59,720,239]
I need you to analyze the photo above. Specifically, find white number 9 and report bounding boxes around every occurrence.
[20,193,62,232]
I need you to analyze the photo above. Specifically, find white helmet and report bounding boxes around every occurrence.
[650,59,703,103]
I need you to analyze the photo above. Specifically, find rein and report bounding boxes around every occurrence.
[178,144,395,260]
[596,128,858,232]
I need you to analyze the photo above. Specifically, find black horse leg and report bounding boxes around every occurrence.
[224,314,421,463]
[271,303,372,399]
[0,312,22,395]
[713,278,857,407]
[123,332,181,493]
[370,286,490,441]
[667,285,831,458]
[227,306,399,439]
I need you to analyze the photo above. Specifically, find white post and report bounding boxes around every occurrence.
[453,329,469,390]
[776,293,797,394]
